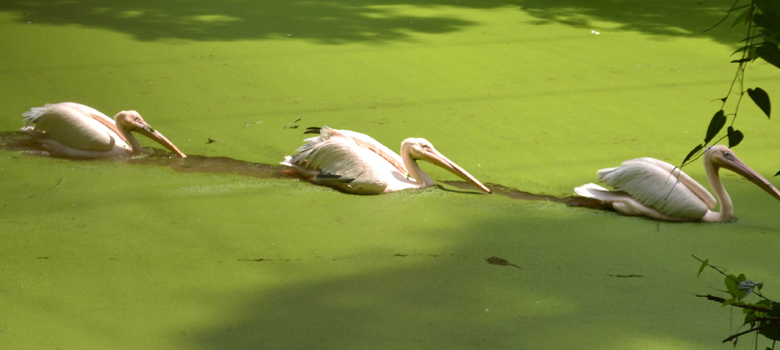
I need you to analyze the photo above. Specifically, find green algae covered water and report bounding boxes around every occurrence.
[2,1,780,349]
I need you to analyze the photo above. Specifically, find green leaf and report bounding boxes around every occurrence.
[747,87,771,118]
[755,0,780,32]
[775,171,780,177]
[754,13,780,33]
[748,46,759,60]
[739,32,769,43]
[759,323,780,342]
[753,9,780,34]
[769,302,780,318]
[701,3,753,33]
[723,297,737,306]
[731,43,760,56]
[705,110,727,143]
[732,7,753,27]
[726,274,747,300]
[727,127,744,148]
[697,259,709,277]
[757,43,780,70]
[683,144,703,164]
[745,311,756,324]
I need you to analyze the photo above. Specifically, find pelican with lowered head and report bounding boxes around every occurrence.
[282,126,491,195]
[21,102,186,158]
[575,145,780,222]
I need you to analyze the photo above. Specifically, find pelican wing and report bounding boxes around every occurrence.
[621,158,717,209]
[22,103,118,151]
[597,158,711,219]
[291,136,395,180]
[313,126,408,175]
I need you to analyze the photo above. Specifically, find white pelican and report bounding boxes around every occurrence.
[281,126,491,195]
[21,102,187,158]
[574,145,780,222]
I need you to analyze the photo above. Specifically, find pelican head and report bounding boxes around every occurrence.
[705,145,780,201]
[114,111,187,158]
[402,138,491,193]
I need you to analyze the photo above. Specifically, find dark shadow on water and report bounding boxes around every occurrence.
[0,131,292,180]
[176,211,718,350]
[2,131,608,207]
[0,0,744,44]
[443,180,610,210]
[519,0,745,44]
[444,180,566,202]
[0,0,477,44]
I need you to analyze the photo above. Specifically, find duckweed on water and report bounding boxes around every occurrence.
[2,1,780,349]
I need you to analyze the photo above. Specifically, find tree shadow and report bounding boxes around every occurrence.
[189,258,540,349]
[519,0,745,45]
[179,212,744,349]
[0,0,743,44]
[0,0,481,43]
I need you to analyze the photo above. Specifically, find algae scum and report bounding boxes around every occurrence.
[2,0,780,349]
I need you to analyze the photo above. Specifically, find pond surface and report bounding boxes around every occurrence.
[2,1,780,349]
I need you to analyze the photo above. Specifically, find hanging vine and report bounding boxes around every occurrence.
[682,0,778,174]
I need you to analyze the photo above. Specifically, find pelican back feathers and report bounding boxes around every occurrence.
[313,127,407,175]
[22,103,120,152]
[597,158,710,220]
[282,126,409,194]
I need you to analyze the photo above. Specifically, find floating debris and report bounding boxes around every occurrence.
[607,274,644,278]
[284,117,301,129]
[486,256,521,269]
[244,121,263,128]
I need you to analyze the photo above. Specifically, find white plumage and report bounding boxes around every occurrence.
[575,146,780,222]
[21,102,186,158]
[282,126,490,195]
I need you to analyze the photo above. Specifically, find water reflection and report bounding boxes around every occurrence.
[1,131,606,206]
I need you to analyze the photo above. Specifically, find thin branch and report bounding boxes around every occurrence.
[730,3,757,127]
[696,294,773,311]
[682,0,758,169]
[691,254,775,303]
[756,327,760,350]
[722,323,778,343]
[692,255,773,301]
[702,0,743,33]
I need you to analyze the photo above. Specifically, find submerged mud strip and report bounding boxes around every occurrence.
[0,131,293,180]
[1,131,607,207]
[442,180,609,208]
